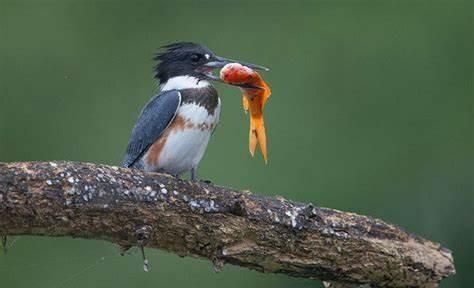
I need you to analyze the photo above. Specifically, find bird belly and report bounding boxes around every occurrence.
[156,128,211,174]
[143,101,220,175]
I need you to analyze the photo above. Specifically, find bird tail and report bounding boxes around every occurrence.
[249,114,267,164]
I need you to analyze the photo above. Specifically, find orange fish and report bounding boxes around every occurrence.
[220,63,271,163]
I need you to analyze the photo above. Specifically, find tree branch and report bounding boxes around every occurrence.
[0,161,455,287]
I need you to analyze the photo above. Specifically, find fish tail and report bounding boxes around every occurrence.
[249,115,268,164]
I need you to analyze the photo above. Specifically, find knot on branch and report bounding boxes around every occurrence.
[135,225,153,246]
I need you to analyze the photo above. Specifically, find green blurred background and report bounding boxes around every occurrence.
[0,0,472,287]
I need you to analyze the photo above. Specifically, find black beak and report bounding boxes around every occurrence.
[205,55,270,71]
[202,55,269,89]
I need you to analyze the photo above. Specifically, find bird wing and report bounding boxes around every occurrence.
[122,90,182,168]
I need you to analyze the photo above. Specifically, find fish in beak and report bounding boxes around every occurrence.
[201,55,269,89]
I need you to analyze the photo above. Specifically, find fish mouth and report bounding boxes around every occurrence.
[199,55,269,89]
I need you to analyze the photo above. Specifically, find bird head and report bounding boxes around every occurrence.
[154,42,269,88]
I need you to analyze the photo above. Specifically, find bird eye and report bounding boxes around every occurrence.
[190,54,202,63]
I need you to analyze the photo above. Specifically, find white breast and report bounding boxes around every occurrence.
[160,76,210,91]
[144,100,221,175]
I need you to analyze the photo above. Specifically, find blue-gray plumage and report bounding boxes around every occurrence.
[122,90,181,168]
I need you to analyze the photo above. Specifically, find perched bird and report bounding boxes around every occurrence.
[122,42,268,180]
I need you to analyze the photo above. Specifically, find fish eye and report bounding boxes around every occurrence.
[190,54,202,63]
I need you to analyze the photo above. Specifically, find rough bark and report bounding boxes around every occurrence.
[0,161,455,287]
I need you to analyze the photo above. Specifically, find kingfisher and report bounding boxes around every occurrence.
[122,42,269,180]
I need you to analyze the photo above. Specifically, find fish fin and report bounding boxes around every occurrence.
[259,80,271,107]
[242,95,249,114]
